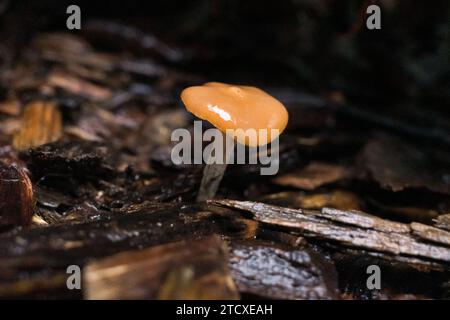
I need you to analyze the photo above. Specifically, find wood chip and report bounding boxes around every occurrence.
[0,99,20,116]
[411,222,450,247]
[360,134,450,194]
[260,190,361,211]
[12,101,62,151]
[84,235,239,299]
[272,162,350,190]
[229,240,339,299]
[210,200,450,268]
[434,214,450,231]
[321,207,411,233]
[47,72,112,101]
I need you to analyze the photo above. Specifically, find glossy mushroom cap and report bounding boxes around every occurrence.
[181,82,288,146]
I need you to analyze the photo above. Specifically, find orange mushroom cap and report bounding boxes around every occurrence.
[181,82,288,146]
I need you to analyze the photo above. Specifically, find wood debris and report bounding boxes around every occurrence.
[0,2,449,300]
[273,162,351,190]
[12,101,62,151]
[84,235,239,300]
[210,200,450,270]
[229,240,339,299]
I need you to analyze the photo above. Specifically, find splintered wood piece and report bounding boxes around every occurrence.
[210,200,450,268]
[13,101,62,151]
[229,240,339,299]
[320,207,410,234]
[411,222,450,247]
[84,235,239,300]
[435,214,450,232]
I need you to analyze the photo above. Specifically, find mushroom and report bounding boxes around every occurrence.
[181,82,288,201]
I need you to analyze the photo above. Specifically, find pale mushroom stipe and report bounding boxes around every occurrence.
[180,82,289,202]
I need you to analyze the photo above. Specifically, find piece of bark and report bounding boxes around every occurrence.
[229,240,339,299]
[210,200,450,268]
[84,235,239,300]
[47,72,112,101]
[32,32,92,56]
[333,252,445,300]
[359,133,450,194]
[320,207,410,234]
[368,199,439,223]
[255,228,307,248]
[12,101,62,151]
[83,20,183,63]
[434,214,450,231]
[0,98,20,116]
[329,244,446,272]
[0,161,34,227]
[272,162,350,190]
[260,190,361,211]
[0,204,255,298]
[268,89,335,130]
[26,141,116,182]
[411,222,450,247]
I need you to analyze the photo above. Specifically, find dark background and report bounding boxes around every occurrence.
[1,0,449,112]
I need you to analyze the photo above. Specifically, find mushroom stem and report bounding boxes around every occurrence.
[196,162,228,202]
[196,133,232,202]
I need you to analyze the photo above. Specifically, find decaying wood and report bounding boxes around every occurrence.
[229,240,339,299]
[0,161,34,227]
[84,235,239,299]
[0,4,449,300]
[26,141,116,182]
[410,222,450,247]
[435,214,450,232]
[210,200,450,270]
[0,204,255,298]
[47,72,112,101]
[260,190,361,211]
[360,133,450,194]
[12,101,62,151]
[272,162,350,190]
[0,98,20,116]
[84,20,183,63]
